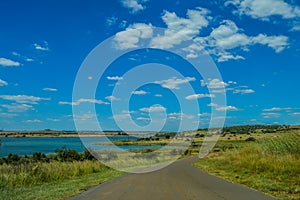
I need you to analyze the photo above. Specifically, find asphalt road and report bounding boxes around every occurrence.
[70,157,276,200]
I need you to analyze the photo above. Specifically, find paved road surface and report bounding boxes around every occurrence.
[70,157,276,200]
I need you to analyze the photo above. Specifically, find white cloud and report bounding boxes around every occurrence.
[263,107,293,112]
[0,79,8,86]
[168,112,194,120]
[132,90,148,95]
[47,118,60,122]
[226,0,300,20]
[0,58,21,67]
[210,20,251,49]
[140,105,166,112]
[233,89,255,94]
[155,94,162,97]
[59,98,109,106]
[208,103,218,107]
[105,96,120,101]
[1,104,34,112]
[207,103,239,111]
[216,105,239,111]
[185,93,215,100]
[25,58,34,62]
[183,43,206,59]
[262,112,281,118]
[26,119,42,123]
[112,113,131,121]
[0,112,18,118]
[34,41,50,51]
[289,112,300,116]
[155,77,195,89]
[202,78,228,89]
[291,24,300,31]
[106,16,118,27]
[120,0,147,13]
[74,113,97,121]
[198,113,211,117]
[216,51,245,62]
[136,117,151,121]
[43,88,57,92]
[107,76,123,81]
[202,79,255,95]
[252,34,289,53]
[216,106,239,111]
[114,23,153,49]
[151,8,210,49]
[12,52,21,57]
[119,20,127,29]
[0,95,50,104]
[195,20,289,62]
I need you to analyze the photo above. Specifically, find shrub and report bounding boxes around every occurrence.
[245,137,256,142]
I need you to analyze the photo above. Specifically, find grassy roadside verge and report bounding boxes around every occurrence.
[0,156,123,200]
[194,131,300,200]
[1,167,122,200]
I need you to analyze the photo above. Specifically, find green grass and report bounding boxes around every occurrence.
[195,131,300,200]
[94,139,170,146]
[0,160,123,200]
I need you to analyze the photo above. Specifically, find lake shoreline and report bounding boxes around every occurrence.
[0,130,159,138]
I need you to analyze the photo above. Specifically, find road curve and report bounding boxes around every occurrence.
[70,157,276,200]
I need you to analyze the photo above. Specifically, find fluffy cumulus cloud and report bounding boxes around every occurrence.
[1,104,34,112]
[107,76,123,81]
[202,78,228,89]
[59,98,109,106]
[168,112,194,120]
[34,41,50,51]
[151,8,210,49]
[114,23,153,49]
[155,77,195,89]
[140,105,166,112]
[252,34,289,53]
[185,94,215,100]
[233,89,255,94]
[209,20,251,50]
[201,79,255,95]
[114,6,291,62]
[0,58,21,67]
[120,0,147,13]
[0,79,8,86]
[196,20,289,62]
[105,95,120,101]
[0,95,50,104]
[132,90,148,95]
[225,0,300,20]
[216,105,239,111]
[208,103,239,111]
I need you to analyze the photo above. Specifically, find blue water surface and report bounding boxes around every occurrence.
[0,136,157,157]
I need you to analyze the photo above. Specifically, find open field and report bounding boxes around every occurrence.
[195,130,300,200]
[1,125,299,199]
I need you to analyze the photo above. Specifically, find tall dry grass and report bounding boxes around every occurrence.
[0,160,107,189]
[196,131,300,199]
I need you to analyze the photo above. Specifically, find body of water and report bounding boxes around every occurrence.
[0,136,156,157]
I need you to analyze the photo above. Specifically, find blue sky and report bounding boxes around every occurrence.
[0,0,299,131]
